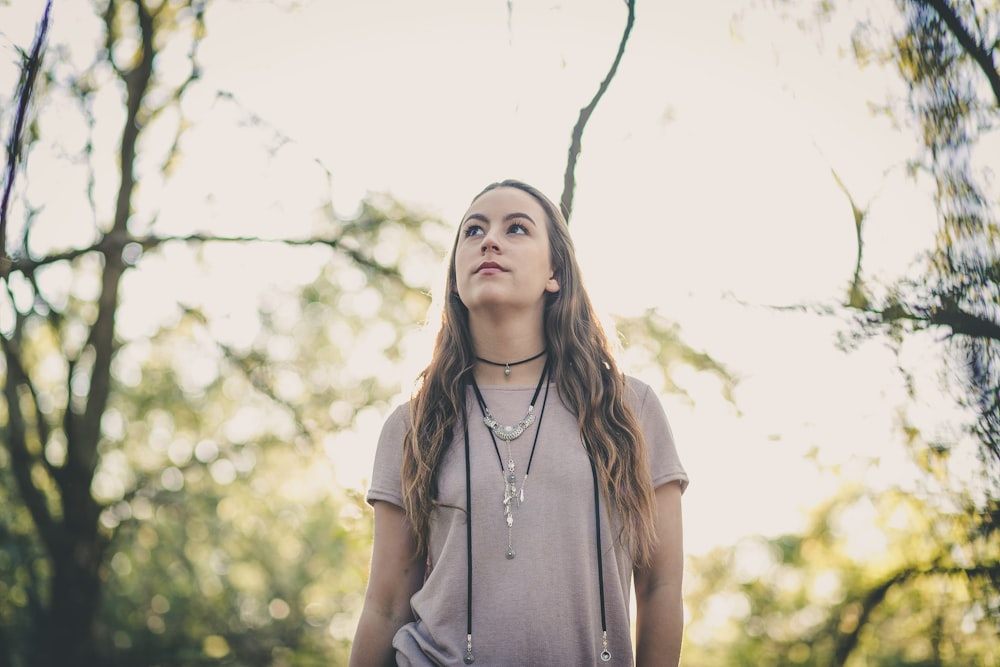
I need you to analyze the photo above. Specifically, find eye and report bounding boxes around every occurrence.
[463,223,485,238]
[507,221,529,235]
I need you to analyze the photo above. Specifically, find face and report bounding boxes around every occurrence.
[453,186,561,314]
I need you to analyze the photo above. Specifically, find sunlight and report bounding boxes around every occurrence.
[3,10,991,665]
[174,0,965,557]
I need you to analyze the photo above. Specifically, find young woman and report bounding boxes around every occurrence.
[350,180,688,666]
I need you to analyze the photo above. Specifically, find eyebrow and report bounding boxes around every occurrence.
[462,212,538,227]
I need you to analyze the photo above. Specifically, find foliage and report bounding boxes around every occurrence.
[760,0,999,484]
[682,485,1000,666]
[814,0,1000,480]
[614,308,737,404]
[850,0,1000,472]
[733,1,1000,661]
[0,0,441,664]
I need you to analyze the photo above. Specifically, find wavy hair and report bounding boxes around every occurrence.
[401,180,658,567]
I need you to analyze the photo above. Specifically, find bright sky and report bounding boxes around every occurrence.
[2,0,976,558]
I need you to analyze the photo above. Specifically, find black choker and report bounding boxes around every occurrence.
[475,350,547,377]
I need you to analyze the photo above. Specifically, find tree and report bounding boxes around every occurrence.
[763,0,999,479]
[754,0,1000,657]
[0,1,435,664]
[682,483,1000,666]
[844,0,1000,474]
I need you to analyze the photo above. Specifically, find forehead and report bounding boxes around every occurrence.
[464,187,547,222]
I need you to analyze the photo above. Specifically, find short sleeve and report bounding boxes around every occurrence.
[365,402,410,508]
[627,377,689,493]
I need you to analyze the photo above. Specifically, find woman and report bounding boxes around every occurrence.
[350,180,688,666]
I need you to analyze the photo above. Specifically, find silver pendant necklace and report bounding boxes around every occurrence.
[470,360,550,558]
[477,360,548,442]
[498,380,549,558]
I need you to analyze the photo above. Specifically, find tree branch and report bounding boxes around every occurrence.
[8,230,408,287]
[829,166,871,308]
[834,561,1000,664]
[0,0,51,280]
[869,299,1000,341]
[931,302,1000,341]
[0,337,59,554]
[137,232,406,283]
[913,0,1000,106]
[560,0,636,223]
[72,0,156,479]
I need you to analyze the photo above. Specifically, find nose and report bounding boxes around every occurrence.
[480,230,501,254]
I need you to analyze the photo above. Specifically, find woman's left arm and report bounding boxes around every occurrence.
[633,480,684,667]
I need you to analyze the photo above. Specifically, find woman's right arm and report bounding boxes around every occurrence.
[349,500,425,667]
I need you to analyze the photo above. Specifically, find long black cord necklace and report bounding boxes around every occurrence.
[461,365,612,664]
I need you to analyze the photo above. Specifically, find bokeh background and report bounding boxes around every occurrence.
[1,0,998,665]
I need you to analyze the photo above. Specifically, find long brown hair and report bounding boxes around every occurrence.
[401,180,658,567]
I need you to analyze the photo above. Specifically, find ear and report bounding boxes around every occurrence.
[545,274,560,294]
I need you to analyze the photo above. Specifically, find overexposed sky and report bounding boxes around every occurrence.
[194,0,950,555]
[1,0,973,557]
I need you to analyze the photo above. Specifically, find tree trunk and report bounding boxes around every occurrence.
[33,543,105,667]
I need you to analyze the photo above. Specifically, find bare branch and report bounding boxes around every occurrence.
[829,167,871,308]
[71,0,156,480]
[1,0,51,280]
[7,229,409,295]
[931,301,1000,341]
[833,561,1000,664]
[7,244,101,274]
[913,0,1000,106]
[863,297,1000,342]
[0,337,58,554]
[560,0,636,223]
[135,232,408,283]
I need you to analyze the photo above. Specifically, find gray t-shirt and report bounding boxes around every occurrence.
[367,376,689,666]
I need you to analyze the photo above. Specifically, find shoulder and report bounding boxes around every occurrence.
[371,400,414,458]
[621,374,674,438]
[623,375,689,491]
[378,400,413,442]
[622,375,658,412]
[367,400,415,507]
[385,400,412,427]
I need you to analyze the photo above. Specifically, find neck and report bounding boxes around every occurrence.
[469,313,547,385]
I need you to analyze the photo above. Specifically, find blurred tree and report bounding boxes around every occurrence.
[755,0,1000,660]
[682,484,1000,665]
[613,308,736,406]
[0,0,439,664]
[836,0,999,473]
[764,0,999,479]
[842,0,1000,476]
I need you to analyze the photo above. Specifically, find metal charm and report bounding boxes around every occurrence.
[483,410,535,442]
[464,635,474,664]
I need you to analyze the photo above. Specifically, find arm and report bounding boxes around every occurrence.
[350,500,426,667]
[633,481,684,667]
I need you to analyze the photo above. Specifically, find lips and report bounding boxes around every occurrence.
[476,261,504,274]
